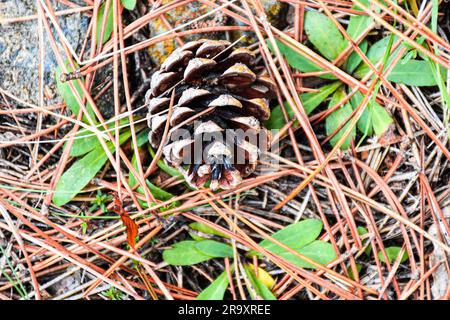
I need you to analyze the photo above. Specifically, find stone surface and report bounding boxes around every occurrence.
[0,0,89,106]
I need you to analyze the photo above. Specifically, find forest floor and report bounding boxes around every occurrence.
[0,0,449,300]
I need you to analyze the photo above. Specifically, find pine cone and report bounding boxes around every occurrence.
[146,40,276,190]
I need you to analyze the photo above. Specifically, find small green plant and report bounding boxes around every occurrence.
[80,212,88,235]
[378,246,409,264]
[101,286,124,300]
[266,4,444,149]
[162,219,337,300]
[348,227,409,280]
[90,190,113,213]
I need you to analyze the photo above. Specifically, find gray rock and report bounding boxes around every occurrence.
[0,0,89,106]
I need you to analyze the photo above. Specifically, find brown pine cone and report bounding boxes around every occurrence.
[146,39,276,190]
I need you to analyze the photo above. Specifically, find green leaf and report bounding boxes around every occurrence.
[195,240,234,258]
[68,118,133,157]
[326,88,356,150]
[344,11,372,73]
[401,50,417,65]
[357,226,368,235]
[254,266,275,289]
[129,152,176,203]
[304,11,348,61]
[189,233,208,242]
[248,219,337,270]
[252,219,323,256]
[351,91,373,136]
[301,81,343,115]
[136,129,149,147]
[268,39,336,79]
[52,130,132,206]
[277,240,337,269]
[69,131,101,157]
[354,36,401,79]
[163,240,233,266]
[378,246,409,264]
[347,263,363,280]
[352,0,376,12]
[163,241,213,266]
[97,2,114,45]
[55,62,97,124]
[388,59,439,86]
[54,149,107,206]
[243,266,276,300]
[350,91,392,136]
[345,40,368,74]
[347,15,373,41]
[189,222,228,239]
[196,271,230,300]
[371,103,393,135]
[357,226,372,255]
[121,0,136,10]
[265,81,341,129]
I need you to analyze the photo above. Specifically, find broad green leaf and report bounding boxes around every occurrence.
[347,263,363,280]
[121,0,136,10]
[189,233,208,242]
[347,15,373,41]
[326,88,356,150]
[196,271,230,300]
[304,11,348,61]
[162,241,213,266]
[69,131,101,157]
[68,117,133,157]
[189,222,228,239]
[244,266,276,300]
[354,36,401,79]
[378,246,409,264]
[54,149,107,206]
[357,226,368,235]
[371,102,393,135]
[345,12,372,73]
[277,240,337,269]
[265,81,341,129]
[268,40,336,79]
[52,130,132,206]
[350,91,373,136]
[388,59,439,86]
[301,81,343,115]
[352,0,372,11]
[345,40,368,74]
[251,219,323,256]
[55,62,97,124]
[97,2,114,45]
[195,240,233,258]
[254,266,275,289]
[350,91,392,136]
